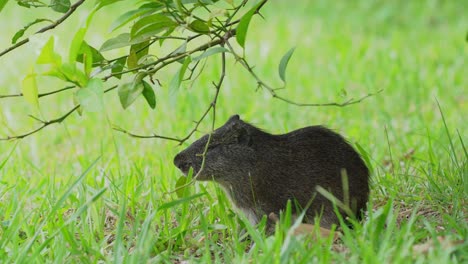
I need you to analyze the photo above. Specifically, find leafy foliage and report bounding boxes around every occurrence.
[1,0,298,140]
[0,0,376,141]
[9,0,271,113]
[0,1,466,262]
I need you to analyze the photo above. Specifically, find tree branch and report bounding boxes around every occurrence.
[0,85,117,141]
[112,33,231,146]
[271,89,383,107]
[1,0,268,142]
[103,29,235,81]
[0,0,86,59]
[225,41,382,107]
[0,85,76,99]
[112,1,267,146]
[192,50,226,181]
[102,0,256,81]
[164,50,226,194]
[111,127,183,143]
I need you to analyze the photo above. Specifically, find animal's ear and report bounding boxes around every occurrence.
[235,126,252,146]
[227,114,240,124]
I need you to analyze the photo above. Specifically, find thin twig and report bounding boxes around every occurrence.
[0,0,86,58]
[1,106,80,140]
[161,0,259,195]
[113,91,213,146]
[272,89,383,107]
[192,50,226,179]
[109,30,234,145]
[105,31,210,77]
[0,85,117,141]
[0,86,76,99]
[112,0,268,145]
[103,29,235,81]
[2,0,266,141]
[225,40,382,107]
[164,50,227,194]
[103,0,257,81]
[111,127,182,143]
[107,38,159,64]
[113,34,231,145]
[225,0,249,25]
[146,33,232,76]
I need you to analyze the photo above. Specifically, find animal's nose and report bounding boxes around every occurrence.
[174,153,191,172]
[173,153,182,167]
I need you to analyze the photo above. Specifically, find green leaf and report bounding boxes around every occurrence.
[236,2,262,48]
[12,28,27,44]
[76,41,106,67]
[36,37,61,65]
[184,0,217,3]
[109,7,162,32]
[118,77,145,109]
[21,71,39,109]
[100,33,131,52]
[130,14,176,41]
[67,6,97,73]
[43,68,67,81]
[169,57,191,93]
[69,27,87,63]
[136,54,155,65]
[17,0,38,8]
[175,176,189,198]
[59,63,88,87]
[175,168,193,198]
[11,19,50,44]
[142,80,156,109]
[50,0,70,13]
[127,50,139,70]
[278,47,295,83]
[158,192,206,211]
[158,26,175,46]
[0,0,8,13]
[180,57,191,79]
[209,7,227,20]
[111,57,126,79]
[73,93,83,116]
[189,19,210,33]
[193,47,229,61]
[127,40,149,69]
[170,41,187,56]
[75,78,104,112]
[96,0,124,9]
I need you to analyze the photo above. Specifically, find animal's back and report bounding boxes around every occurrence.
[252,125,369,227]
[174,115,370,229]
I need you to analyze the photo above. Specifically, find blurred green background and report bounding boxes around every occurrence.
[0,0,466,262]
[1,0,464,173]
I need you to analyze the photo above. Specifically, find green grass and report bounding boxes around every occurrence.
[0,0,467,263]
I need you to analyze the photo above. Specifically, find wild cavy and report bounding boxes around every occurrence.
[173,115,369,229]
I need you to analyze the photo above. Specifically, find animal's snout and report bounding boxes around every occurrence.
[173,153,192,174]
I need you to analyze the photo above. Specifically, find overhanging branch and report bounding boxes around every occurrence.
[0,0,86,59]
[0,86,76,99]
[225,41,383,107]
[0,85,117,141]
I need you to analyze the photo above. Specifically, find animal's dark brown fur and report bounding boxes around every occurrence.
[174,115,369,228]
